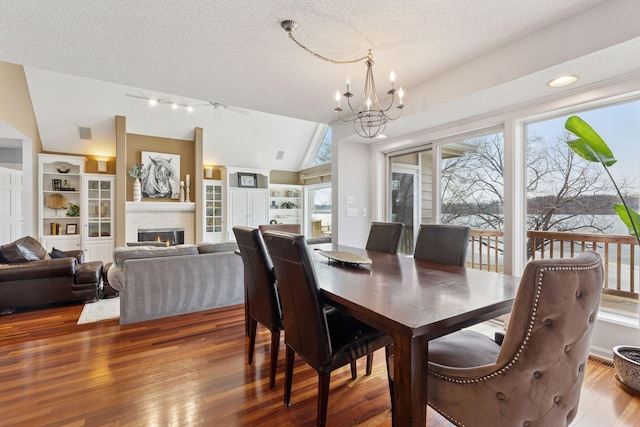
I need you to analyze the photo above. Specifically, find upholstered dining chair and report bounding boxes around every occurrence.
[413,224,471,265]
[361,221,405,375]
[233,226,283,389]
[365,221,405,255]
[262,230,393,427]
[426,251,603,426]
[385,223,473,403]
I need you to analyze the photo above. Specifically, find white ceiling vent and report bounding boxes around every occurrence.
[276,150,285,160]
[78,126,92,140]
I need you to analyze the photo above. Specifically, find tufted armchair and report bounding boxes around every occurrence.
[426,250,603,426]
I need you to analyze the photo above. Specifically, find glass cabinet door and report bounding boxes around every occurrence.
[86,177,112,238]
[205,182,223,234]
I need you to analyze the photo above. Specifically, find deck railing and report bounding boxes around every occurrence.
[469,229,639,300]
[469,229,503,272]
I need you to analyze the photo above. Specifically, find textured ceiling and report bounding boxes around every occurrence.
[2,0,640,169]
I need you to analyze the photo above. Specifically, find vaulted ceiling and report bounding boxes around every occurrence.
[2,0,640,171]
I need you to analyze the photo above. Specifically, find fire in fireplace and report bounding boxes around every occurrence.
[137,228,185,246]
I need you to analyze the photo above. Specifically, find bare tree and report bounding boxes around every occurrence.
[441,132,633,258]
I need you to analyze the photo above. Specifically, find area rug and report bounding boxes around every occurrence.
[77,297,120,324]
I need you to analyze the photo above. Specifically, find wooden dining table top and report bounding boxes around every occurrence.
[311,243,519,339]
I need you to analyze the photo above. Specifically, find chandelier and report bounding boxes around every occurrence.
[281,20,404,139]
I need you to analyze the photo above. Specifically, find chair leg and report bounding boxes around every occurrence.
[366,353,374,375]
[350,360,357,379]
[269,330,281,389]
[317,372,331,427]
[284,346,295,406]
[244,289,250,336]
[385,345,394,410]
[248,318,257,365]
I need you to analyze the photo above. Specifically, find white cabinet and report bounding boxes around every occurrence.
[82,174,115,262]
[229,189,268,231]
[38,155,116,262]
[38,154,85,252]
[269,184,303,228]
[40,235,82,252]
[203,180,225,243]
[221,166,270,239]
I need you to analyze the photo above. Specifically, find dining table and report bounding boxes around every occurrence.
[309,243,519,427]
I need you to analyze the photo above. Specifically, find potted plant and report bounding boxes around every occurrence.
[565,115,640,394]
[129,163,147,202]
[65,203,80,217]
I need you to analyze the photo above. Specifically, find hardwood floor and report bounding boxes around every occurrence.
[1,302,638,426]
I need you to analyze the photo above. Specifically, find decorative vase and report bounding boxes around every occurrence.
[613,345,640,394]
[133,178,142,202]
[95,202,108,217]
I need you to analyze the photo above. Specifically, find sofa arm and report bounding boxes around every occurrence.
[64,250,84,264]
[0,258,77,282]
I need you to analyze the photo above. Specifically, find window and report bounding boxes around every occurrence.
[312,128,332,166]
[525,101,640,320]
[440,131,505,270]
[307,183,331,238]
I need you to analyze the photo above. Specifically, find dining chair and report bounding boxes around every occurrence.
[262,230,393,427]
[258,223,302,235]
[365,221,405,255]
[233,226,283,389]
[261,222,375,378]
[361,221,405,375]
[413,224,471,265]
[426,251,603,426]
[385,223,473,399]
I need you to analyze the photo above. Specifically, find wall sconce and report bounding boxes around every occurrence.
[205,167,213,179]
[97,160,107,173]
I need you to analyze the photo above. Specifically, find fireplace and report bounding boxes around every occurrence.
[137,227,185,246]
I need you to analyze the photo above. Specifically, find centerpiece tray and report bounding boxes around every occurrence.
[318,250,372,265]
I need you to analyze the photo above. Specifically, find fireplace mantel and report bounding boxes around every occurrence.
[126,201,195,212]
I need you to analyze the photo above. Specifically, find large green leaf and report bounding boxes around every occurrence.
[565,116,617,166]
[613,204,640,244]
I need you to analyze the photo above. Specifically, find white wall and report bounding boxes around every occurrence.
[333,139,371,247]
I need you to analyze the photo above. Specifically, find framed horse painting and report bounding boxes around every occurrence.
[140,151,181,199]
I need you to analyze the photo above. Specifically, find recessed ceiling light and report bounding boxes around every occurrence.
[548,75,578,87]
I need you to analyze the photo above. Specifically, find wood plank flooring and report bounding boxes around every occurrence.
[1,302,639,426]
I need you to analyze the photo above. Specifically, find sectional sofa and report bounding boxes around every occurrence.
[106,242,243,324]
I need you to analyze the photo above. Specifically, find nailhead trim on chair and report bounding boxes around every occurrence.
[429,259,602,385]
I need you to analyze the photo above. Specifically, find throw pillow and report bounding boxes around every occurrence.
[49,247,68,259]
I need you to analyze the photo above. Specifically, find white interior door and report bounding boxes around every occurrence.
[0,166,23,244]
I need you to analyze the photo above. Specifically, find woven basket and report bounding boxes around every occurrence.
[45,193,67,210]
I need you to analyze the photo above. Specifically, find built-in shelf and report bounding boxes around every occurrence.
[125,201,196,212]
